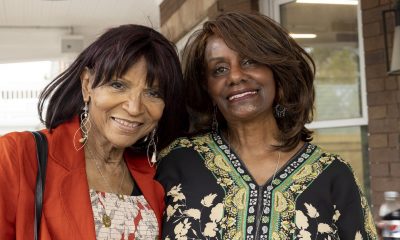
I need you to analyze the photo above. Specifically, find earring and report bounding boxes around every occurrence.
[275,104,287,118]
[146,128,157,167]
[212,105,219,132]
[143,133,150,142]
[73,102,91,151]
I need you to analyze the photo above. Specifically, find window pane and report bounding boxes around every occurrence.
[280,2,361,121]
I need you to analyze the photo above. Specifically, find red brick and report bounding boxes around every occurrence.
[364,35,385,52]
[365,49,385,65]
[388,133,399,147]
[368,105,387,119]
[369,134,388,147]
[369,147,399,162]
[370,163,390,176]
[362,5,393,24]
[387,104,399,117]
[367,91,397,105]
[371,190,385,208]
[380,0,393,4]
[390,163,400,176]
[366,63,388,78]
[363,21,381,37]
[385,76,399,90]
[371,177,400,191]
[367,78,385,92]
[369,118,398,132]
[361,0,380,10]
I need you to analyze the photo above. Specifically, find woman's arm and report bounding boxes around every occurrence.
[0,133,21,239]
[332,159,378,240]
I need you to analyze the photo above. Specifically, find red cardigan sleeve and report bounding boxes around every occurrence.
[0,132,39,240]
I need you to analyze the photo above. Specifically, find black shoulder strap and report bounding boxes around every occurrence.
[31,131,48,240]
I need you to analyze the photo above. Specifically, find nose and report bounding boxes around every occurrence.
[228,65,247,86]
[122,93,145,116]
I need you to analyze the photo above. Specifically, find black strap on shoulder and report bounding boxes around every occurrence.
[31,131,48,240]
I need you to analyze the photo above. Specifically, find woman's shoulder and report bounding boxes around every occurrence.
[307,143,358,178]
[0,131,36,148]
[156,132,214,172]
[297,144,365,199]
[0,131,39,175]
[159,132,213,158]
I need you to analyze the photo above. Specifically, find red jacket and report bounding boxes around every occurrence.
[0,117,165,239]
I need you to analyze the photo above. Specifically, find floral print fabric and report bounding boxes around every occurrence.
[156,132,378,240]
[90,189,158,240]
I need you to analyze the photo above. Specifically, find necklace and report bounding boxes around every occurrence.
[86,147,127,227]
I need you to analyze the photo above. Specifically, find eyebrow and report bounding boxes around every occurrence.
[206,56,226,63]
[112,77,126,82]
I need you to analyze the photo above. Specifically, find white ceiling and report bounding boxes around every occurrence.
[0,0,163,131]
[0,0,162,63]
[0,0,161,30]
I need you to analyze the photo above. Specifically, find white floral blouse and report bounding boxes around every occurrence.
[90,189,158,240]
[156,132,378,240]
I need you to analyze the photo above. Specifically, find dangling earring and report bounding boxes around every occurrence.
[146,128,157,167]
[143,133,150,142]
[212,105,219,132]
[73,102,91,151]
[275,104,287,118]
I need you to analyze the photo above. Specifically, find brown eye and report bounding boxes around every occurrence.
[242,58,256,66]
[144,89,163,99]
[110,81,125,90]
[213,66,229,76]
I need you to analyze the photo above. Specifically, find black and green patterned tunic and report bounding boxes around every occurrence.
[156,132,378,240]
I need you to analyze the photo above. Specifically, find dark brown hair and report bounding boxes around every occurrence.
[38,24,188,150]
[182,12,315,151]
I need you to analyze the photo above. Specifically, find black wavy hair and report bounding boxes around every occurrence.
[38,24,188,150]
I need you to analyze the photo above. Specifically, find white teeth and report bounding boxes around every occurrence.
[228,91,257,101]
[113,118,139,128]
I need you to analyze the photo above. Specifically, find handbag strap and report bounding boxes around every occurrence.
[31,131,48,240]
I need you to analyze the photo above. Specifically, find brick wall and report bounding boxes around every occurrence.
[159,0,258,42]
[362,0,400,217]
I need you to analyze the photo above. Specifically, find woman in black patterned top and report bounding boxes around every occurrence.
[156,12,378,240]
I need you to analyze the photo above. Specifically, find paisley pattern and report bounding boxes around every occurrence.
[156,132,378,240]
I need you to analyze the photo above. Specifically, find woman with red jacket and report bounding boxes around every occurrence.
[0,24,188,239]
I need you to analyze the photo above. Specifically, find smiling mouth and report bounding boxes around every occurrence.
[112,117,142,130]
[228,90,258,101]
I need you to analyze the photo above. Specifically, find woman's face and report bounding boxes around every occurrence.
[205,35,276,124]
[81,57,165,148]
